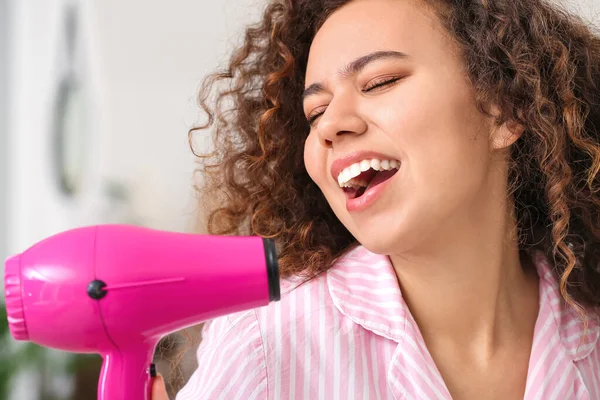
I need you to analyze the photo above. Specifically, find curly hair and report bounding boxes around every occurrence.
[189,0,600,313]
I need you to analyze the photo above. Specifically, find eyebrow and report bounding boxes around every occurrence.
[302,50,409,101]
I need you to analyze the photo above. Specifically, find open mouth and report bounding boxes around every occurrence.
[342,168,399,199]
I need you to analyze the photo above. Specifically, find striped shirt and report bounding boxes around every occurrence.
[176,245,600,399]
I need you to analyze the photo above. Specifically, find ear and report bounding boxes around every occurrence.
[490,119,524,150]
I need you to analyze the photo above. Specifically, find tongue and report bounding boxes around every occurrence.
[353,169,398,199]
[366,169,398,191]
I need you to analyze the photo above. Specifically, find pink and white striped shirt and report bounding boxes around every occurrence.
[176,245,600,399]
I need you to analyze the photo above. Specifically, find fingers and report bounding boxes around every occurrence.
[152,373,170,400]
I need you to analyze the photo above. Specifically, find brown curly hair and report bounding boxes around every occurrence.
[189,0,600,313]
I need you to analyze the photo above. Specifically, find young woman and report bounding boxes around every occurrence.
[154,0,600,398]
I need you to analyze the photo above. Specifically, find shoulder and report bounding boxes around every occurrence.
[175,309,266,400]
[200,308,262,347]
[176,272,334,400]
[195,258,336,340]
[199,267,334,336]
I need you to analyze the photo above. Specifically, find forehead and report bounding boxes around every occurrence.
[305,0,447,82]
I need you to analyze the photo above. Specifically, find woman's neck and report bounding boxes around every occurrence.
[389,197,540,361]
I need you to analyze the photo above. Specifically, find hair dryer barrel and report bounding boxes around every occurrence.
[4,225,280,352]
[92,225,280,344]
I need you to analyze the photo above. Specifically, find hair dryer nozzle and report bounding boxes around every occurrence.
[4,254,29,341]
[263,238,280,302]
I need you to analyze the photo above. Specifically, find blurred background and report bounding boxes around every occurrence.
[0,0,265,398]
[0,0,598,399]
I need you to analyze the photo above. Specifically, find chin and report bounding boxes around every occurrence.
[353,232,403,256]
[346,213,419,257]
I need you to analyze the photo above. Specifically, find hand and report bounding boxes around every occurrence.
[152,373,170,400]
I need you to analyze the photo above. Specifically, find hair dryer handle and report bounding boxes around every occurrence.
[98,345,156,400]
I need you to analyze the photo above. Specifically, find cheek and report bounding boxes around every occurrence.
[383,81,488,179]
[405,127,485,182]
[406,128,490,212]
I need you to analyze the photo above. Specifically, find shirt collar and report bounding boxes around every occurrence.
[327,245,600,361]
[531,249,600,361]
[327,245,408,342]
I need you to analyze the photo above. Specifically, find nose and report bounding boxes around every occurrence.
[315,95,367,147]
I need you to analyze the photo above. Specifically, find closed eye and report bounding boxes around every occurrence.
[305,77,402,126]
[363,76,402,92]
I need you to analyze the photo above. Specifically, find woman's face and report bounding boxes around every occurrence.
[303,0,515,254]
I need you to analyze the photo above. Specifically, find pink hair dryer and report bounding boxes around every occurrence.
[3,224,280,400]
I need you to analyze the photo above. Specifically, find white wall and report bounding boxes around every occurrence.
[0,0,8,267]
[6,0,265,258]
[89,0,268,232]
[563,0,600,22]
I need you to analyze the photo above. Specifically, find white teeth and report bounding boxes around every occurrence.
[350,163,361,178]
[343,168,351,182]
[360,160,371,172]
[337,158,400,188]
